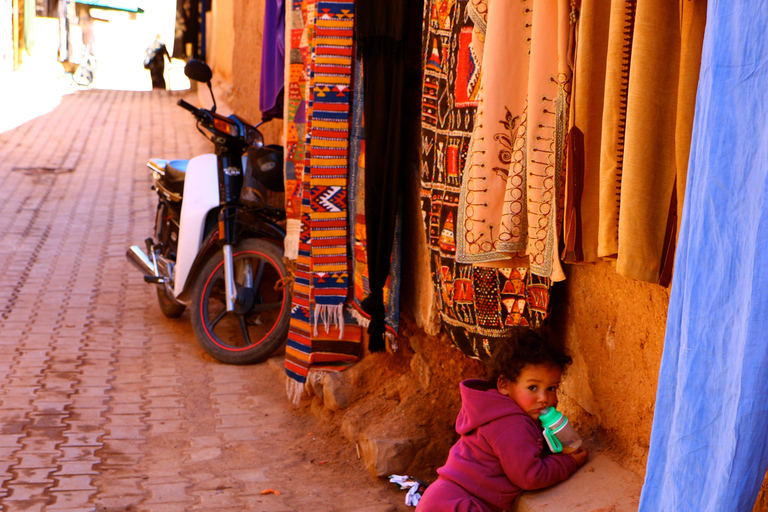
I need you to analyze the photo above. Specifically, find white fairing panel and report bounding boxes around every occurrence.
[174,154,219,297]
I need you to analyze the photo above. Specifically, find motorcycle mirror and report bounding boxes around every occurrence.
[184,59,217,113]
[184,59,212,83]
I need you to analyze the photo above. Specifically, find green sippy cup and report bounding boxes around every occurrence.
[539,407,582,454]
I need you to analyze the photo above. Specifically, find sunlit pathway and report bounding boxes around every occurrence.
[0,90,404,512]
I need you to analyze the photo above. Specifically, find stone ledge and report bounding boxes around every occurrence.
[515,451,642,512]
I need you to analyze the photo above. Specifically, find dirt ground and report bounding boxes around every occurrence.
[193,348,418,512]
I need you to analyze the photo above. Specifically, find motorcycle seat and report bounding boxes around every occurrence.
[166,159,189,181]
[162,159,188,196]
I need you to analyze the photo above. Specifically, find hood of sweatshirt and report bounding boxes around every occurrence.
[455,379,533,435]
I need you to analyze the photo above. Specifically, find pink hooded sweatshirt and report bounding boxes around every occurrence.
[418,379,578,512]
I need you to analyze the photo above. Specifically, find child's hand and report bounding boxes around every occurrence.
[569,447,588,467]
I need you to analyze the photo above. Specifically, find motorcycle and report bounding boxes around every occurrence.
[126,59,291,365]
[60,44,96,87]
[72,45,96,87]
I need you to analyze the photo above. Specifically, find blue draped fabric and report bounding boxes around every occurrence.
[639,2,768,510]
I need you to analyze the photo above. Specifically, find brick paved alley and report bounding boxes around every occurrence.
[0,89,408,512]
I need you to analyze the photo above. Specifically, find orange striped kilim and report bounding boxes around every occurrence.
[285,0,361,404]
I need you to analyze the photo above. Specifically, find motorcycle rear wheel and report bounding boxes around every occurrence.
[156,284,186,318]
[190,239,291,364]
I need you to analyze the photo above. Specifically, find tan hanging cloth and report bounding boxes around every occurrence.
[597,0,637,260]
[615,0,707,283]
[569,0,706,283]
[566,0,612,263]
[526,0,572,281]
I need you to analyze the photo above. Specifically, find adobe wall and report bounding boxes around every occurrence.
[551,263,668,473]
[229,0,283,146]
[209,0,234,82]
[400,157,668,477]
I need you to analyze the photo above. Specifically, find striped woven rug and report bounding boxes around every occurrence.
[285,0,361,404]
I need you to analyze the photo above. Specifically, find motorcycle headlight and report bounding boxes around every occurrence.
[246,144,284,193]
[245,126,264,148]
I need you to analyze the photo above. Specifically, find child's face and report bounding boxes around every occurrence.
[497,363,562,421]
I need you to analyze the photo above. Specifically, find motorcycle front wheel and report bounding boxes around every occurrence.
[190,239,291,364]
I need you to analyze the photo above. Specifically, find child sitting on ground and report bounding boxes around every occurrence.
[416,328,588,512]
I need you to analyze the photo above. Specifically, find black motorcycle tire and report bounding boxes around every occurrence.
[190,238,291,365]
[156,284,186,318]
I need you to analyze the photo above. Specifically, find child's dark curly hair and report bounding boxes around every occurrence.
[486,327,572,385]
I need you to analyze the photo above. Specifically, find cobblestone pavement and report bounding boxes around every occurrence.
[0,89,407,512]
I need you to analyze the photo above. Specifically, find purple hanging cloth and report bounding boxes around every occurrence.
[260,0,285,121]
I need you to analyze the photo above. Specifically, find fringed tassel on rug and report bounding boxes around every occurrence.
[348,305,371,328]
[386,332,398,352]
[349,306,399,350]
[286,377,305,407]
[313,304,345,338]
[284,218,301,261]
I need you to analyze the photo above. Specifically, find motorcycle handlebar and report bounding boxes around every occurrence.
[177,99,201,116]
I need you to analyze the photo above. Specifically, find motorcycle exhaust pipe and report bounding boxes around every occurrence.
[126,245,157,277]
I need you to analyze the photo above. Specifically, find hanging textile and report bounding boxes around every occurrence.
[595,0,636,261]
[172,0,200,59]
[347,57,403,347]
[421,0,551,360]
[568,0,706,285]
[353,0,421,351]
[57,0,71,63]
[23,0,35,55]
[283,0,310,259]
[639,2,768,509]
[284,0,363,405]
[614,0,706,283]
[260,0,286,121]
[454,0,573,283]
[307,1,353,332]
[564,0,611,264]
[75,4,94,46]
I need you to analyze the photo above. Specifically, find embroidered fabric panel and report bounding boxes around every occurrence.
[421,0,551,360]
[454,0,573,283]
